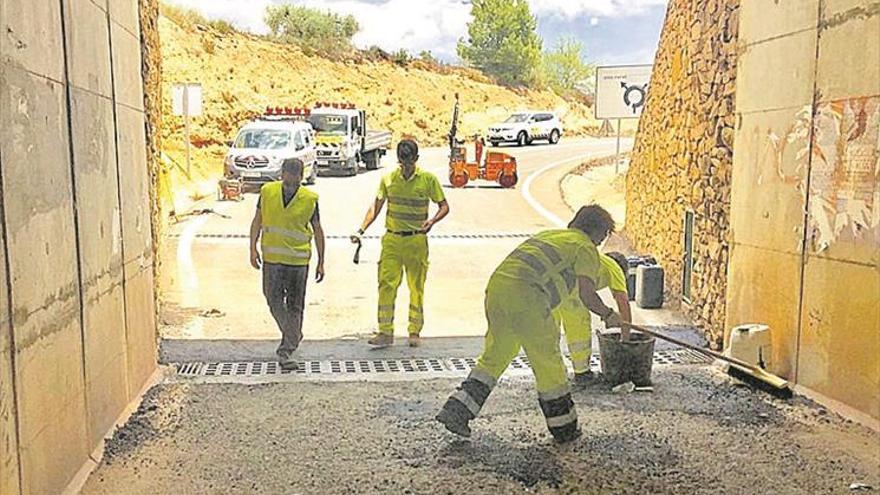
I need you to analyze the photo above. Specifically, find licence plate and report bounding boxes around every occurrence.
[242,171,261,178]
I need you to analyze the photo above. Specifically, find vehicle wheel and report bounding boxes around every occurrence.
[365,151,379,170]
[498,171,518,189]
[549,129,560,144]
[449,171,469,188]
[517,131,529,147]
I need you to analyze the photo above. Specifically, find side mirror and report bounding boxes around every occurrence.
[296,144,305,152]
[225,140,234,147]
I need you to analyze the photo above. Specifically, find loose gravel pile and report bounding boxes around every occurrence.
[84,366,879,494]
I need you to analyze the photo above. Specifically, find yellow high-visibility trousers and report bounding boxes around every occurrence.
[553,295,592,374]
[377,233,429,336]
[442,276,578,441]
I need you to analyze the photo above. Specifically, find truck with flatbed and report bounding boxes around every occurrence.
[308,102,392,176]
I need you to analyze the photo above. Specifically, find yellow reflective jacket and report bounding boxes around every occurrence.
[260,182,318,266]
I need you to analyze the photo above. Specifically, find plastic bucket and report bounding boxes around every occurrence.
[597,331,655,387]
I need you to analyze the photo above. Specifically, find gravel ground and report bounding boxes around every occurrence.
[83,366,880,494]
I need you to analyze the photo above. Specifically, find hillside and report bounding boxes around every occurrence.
[159,14,606,194]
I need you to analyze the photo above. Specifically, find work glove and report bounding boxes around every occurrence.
[602,311,623,330]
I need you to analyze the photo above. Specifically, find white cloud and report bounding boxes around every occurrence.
[164,0,471,60]
[163,0,667,60]
[528,0,668,20]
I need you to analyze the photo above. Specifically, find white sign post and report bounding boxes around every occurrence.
[172,83,203,178]
[595,65,652,173]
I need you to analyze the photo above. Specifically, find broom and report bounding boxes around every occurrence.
[620,322,793,399]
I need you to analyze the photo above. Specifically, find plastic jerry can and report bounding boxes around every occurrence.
[725,323,772,369]
[635,264,664,309]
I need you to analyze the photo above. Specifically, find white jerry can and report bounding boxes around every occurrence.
[725,323,772,369]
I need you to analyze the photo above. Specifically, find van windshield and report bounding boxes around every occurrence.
[308,114,348,134]
[233,129,290,150]
[504,114,530,123]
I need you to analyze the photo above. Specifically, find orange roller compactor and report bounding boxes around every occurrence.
[447,94,518,189]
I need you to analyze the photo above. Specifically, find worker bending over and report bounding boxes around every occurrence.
[351,138,449,348]
[436,205,620,443]
[249,158,325,370]
[556,251,631,384]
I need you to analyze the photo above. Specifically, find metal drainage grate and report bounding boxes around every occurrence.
[175,350,711,378]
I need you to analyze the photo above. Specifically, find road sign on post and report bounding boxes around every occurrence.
[595,65,652,173]
[172,83,203,178]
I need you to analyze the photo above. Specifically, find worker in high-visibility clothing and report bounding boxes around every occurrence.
[436,205,620,443]
[351,139,449,348]
[555,251,631,384]
[249,158,325,371]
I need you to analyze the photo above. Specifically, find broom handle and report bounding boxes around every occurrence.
[622,322,759,371]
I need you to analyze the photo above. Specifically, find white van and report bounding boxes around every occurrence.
[224,117,318,185]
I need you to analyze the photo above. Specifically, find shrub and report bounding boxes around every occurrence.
[265,4,359,58]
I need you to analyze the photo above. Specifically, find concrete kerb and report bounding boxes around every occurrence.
[62,365,168,495]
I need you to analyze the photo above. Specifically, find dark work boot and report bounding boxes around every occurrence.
[436,401,472,438]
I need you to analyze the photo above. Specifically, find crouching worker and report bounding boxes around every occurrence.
[555,251,632,385]
[249,158,325,371]
[436,205,622,443]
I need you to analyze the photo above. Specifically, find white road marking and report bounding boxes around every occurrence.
[521,154,599,228]
[176,203,234,338]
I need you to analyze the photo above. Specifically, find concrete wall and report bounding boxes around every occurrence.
[626,0,739,348]
[726,0,879,420]
[0,0,158,493]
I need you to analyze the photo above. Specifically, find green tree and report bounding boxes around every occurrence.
[265,4,359,58]
[542,37,593,94]
[457,0,542,86]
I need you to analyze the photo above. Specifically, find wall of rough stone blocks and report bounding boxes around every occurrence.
[726,0,879,421]
[0,0,158,492]
[625,0,739,348]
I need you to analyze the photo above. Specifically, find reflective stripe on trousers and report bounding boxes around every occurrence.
[377,233,429,335]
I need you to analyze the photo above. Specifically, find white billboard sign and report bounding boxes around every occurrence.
[172,83,202,116]
[595,65,652,119]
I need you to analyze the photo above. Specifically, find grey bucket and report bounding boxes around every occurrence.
[597,331,655,387]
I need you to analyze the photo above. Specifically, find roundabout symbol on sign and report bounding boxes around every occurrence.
[620,81,647,114]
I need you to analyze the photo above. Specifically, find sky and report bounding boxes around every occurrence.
[165,0,668,65]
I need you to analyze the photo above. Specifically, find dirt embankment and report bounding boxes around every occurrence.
[159,15,604,199]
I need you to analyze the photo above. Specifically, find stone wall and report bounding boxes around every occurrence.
[625,0,739,347]
[0,0,158,493]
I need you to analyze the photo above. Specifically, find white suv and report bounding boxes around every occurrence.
[488,112,563,147]
[224,119,318,185]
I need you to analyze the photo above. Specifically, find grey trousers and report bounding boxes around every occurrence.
[262,263,309,360]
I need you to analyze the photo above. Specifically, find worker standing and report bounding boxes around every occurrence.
[351,138,449,348]
[436,205,619,443]
[249,158,325,370]
[555,251,632,384]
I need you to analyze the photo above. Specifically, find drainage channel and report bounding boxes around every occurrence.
[167,232,537,240]
[173,349,712,381]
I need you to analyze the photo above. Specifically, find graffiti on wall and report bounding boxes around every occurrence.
[808,96,880,252]
[768,97,880,253]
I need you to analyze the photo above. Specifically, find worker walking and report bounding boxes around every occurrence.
[351,138,449,348]
[555,251,631,384]
[436,205,620,443]
[249,158,325,370]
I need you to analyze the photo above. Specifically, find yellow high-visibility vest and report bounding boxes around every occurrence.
[493,229,600,309]
[377,168,445,232]
[260,182,318,266]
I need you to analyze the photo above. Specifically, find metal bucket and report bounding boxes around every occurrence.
[597,331,655,387]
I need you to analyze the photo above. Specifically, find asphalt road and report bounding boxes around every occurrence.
[159,138,647,354]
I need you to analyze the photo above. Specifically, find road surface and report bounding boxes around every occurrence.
[158,137,690,360]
